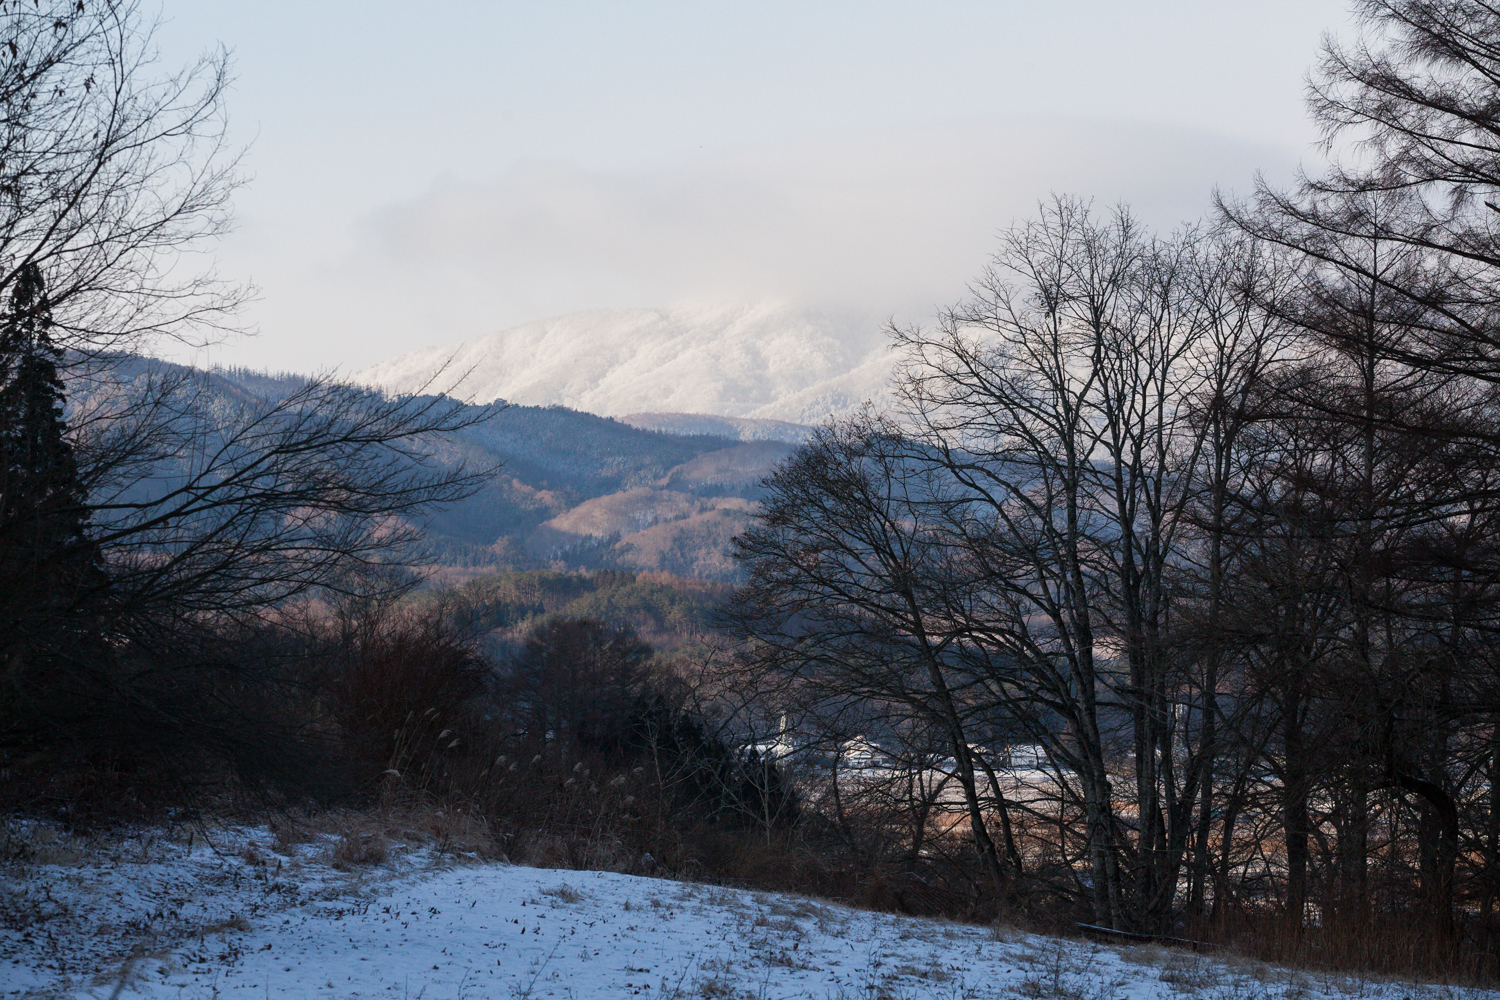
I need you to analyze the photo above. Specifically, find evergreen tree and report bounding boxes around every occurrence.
[0,262,102,674]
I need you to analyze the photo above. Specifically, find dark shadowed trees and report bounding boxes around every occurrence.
[728,202,1293,932]
[0,263,103,667]
[1221,1,1500,938]
[715,1,1500,968]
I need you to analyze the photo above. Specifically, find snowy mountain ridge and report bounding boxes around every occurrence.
[352,301,894,426]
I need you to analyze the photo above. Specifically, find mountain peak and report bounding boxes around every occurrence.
[352,302,892,425]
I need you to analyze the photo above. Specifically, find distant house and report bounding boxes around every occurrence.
[745,714,802,762]
[1003,744,1050,770]
[839,736,892,771]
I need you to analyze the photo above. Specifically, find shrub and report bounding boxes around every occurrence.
[328,605,488,791]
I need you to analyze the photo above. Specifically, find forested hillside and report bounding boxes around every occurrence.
[410,568,732,653]
[134,361,797,580]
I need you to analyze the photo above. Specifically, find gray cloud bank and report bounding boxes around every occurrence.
[221,117,1306,372]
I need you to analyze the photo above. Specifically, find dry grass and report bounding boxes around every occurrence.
[990,921,1025,944]
[328,825,388,869]
[269,817,316,855]
[1,822,91,865]
[691,974,741,999]
[539,882,584,904]
[512,830,644,873]
[1086,932,1500,1000]
[1010,938,1129,1000]
[1193,910,1500,989]
[240,839,274,866]
[253,799,503,873]
[1157,953,1221,992]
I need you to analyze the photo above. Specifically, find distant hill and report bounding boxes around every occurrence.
[419,409,795,580]
[619,412,812,443]
[76,358,797,583]
[351,302,893,425]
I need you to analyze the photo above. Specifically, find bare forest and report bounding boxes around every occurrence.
[720,2,1500,978]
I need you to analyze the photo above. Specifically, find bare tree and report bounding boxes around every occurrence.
[0,361,501,775]
[1176,227,1296,918]
[77,365,496,624]
[0,0,244,355]
[1226,6,1500,912]
[724,415,1019,898]
[728,200,1281,931]
[887,197,1226,932]
[1220,190,1500,936]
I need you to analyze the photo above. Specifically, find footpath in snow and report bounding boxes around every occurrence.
[3,824,1495,1000]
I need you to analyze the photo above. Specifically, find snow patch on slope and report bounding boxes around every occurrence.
[352,302,894,425]
[16,825,1483,1000]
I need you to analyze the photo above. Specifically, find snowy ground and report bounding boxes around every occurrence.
[3,823,1495,1000]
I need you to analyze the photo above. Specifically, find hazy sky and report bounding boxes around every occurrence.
[154,1,1359,373]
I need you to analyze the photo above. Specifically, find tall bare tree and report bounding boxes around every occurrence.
[0,0,244,355]
[888,198,1233,931]
[729,200,1287,931]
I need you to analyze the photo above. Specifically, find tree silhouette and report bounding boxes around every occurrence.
[0,262,103,676]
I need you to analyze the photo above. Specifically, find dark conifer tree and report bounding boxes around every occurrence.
[0,262,103,677]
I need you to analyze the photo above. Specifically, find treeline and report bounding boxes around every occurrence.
[416,569,732,651]
[722,1,1500,976]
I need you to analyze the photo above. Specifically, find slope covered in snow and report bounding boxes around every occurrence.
[8,821,1492,1000]
[352,302,894,425]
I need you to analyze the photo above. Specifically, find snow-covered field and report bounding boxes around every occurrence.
[3,823,1493,1000]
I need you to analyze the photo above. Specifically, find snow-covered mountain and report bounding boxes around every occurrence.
[352,302,894,425]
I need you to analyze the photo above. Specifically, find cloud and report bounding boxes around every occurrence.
[199,116,1306,373]
[359,116,1303,323]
